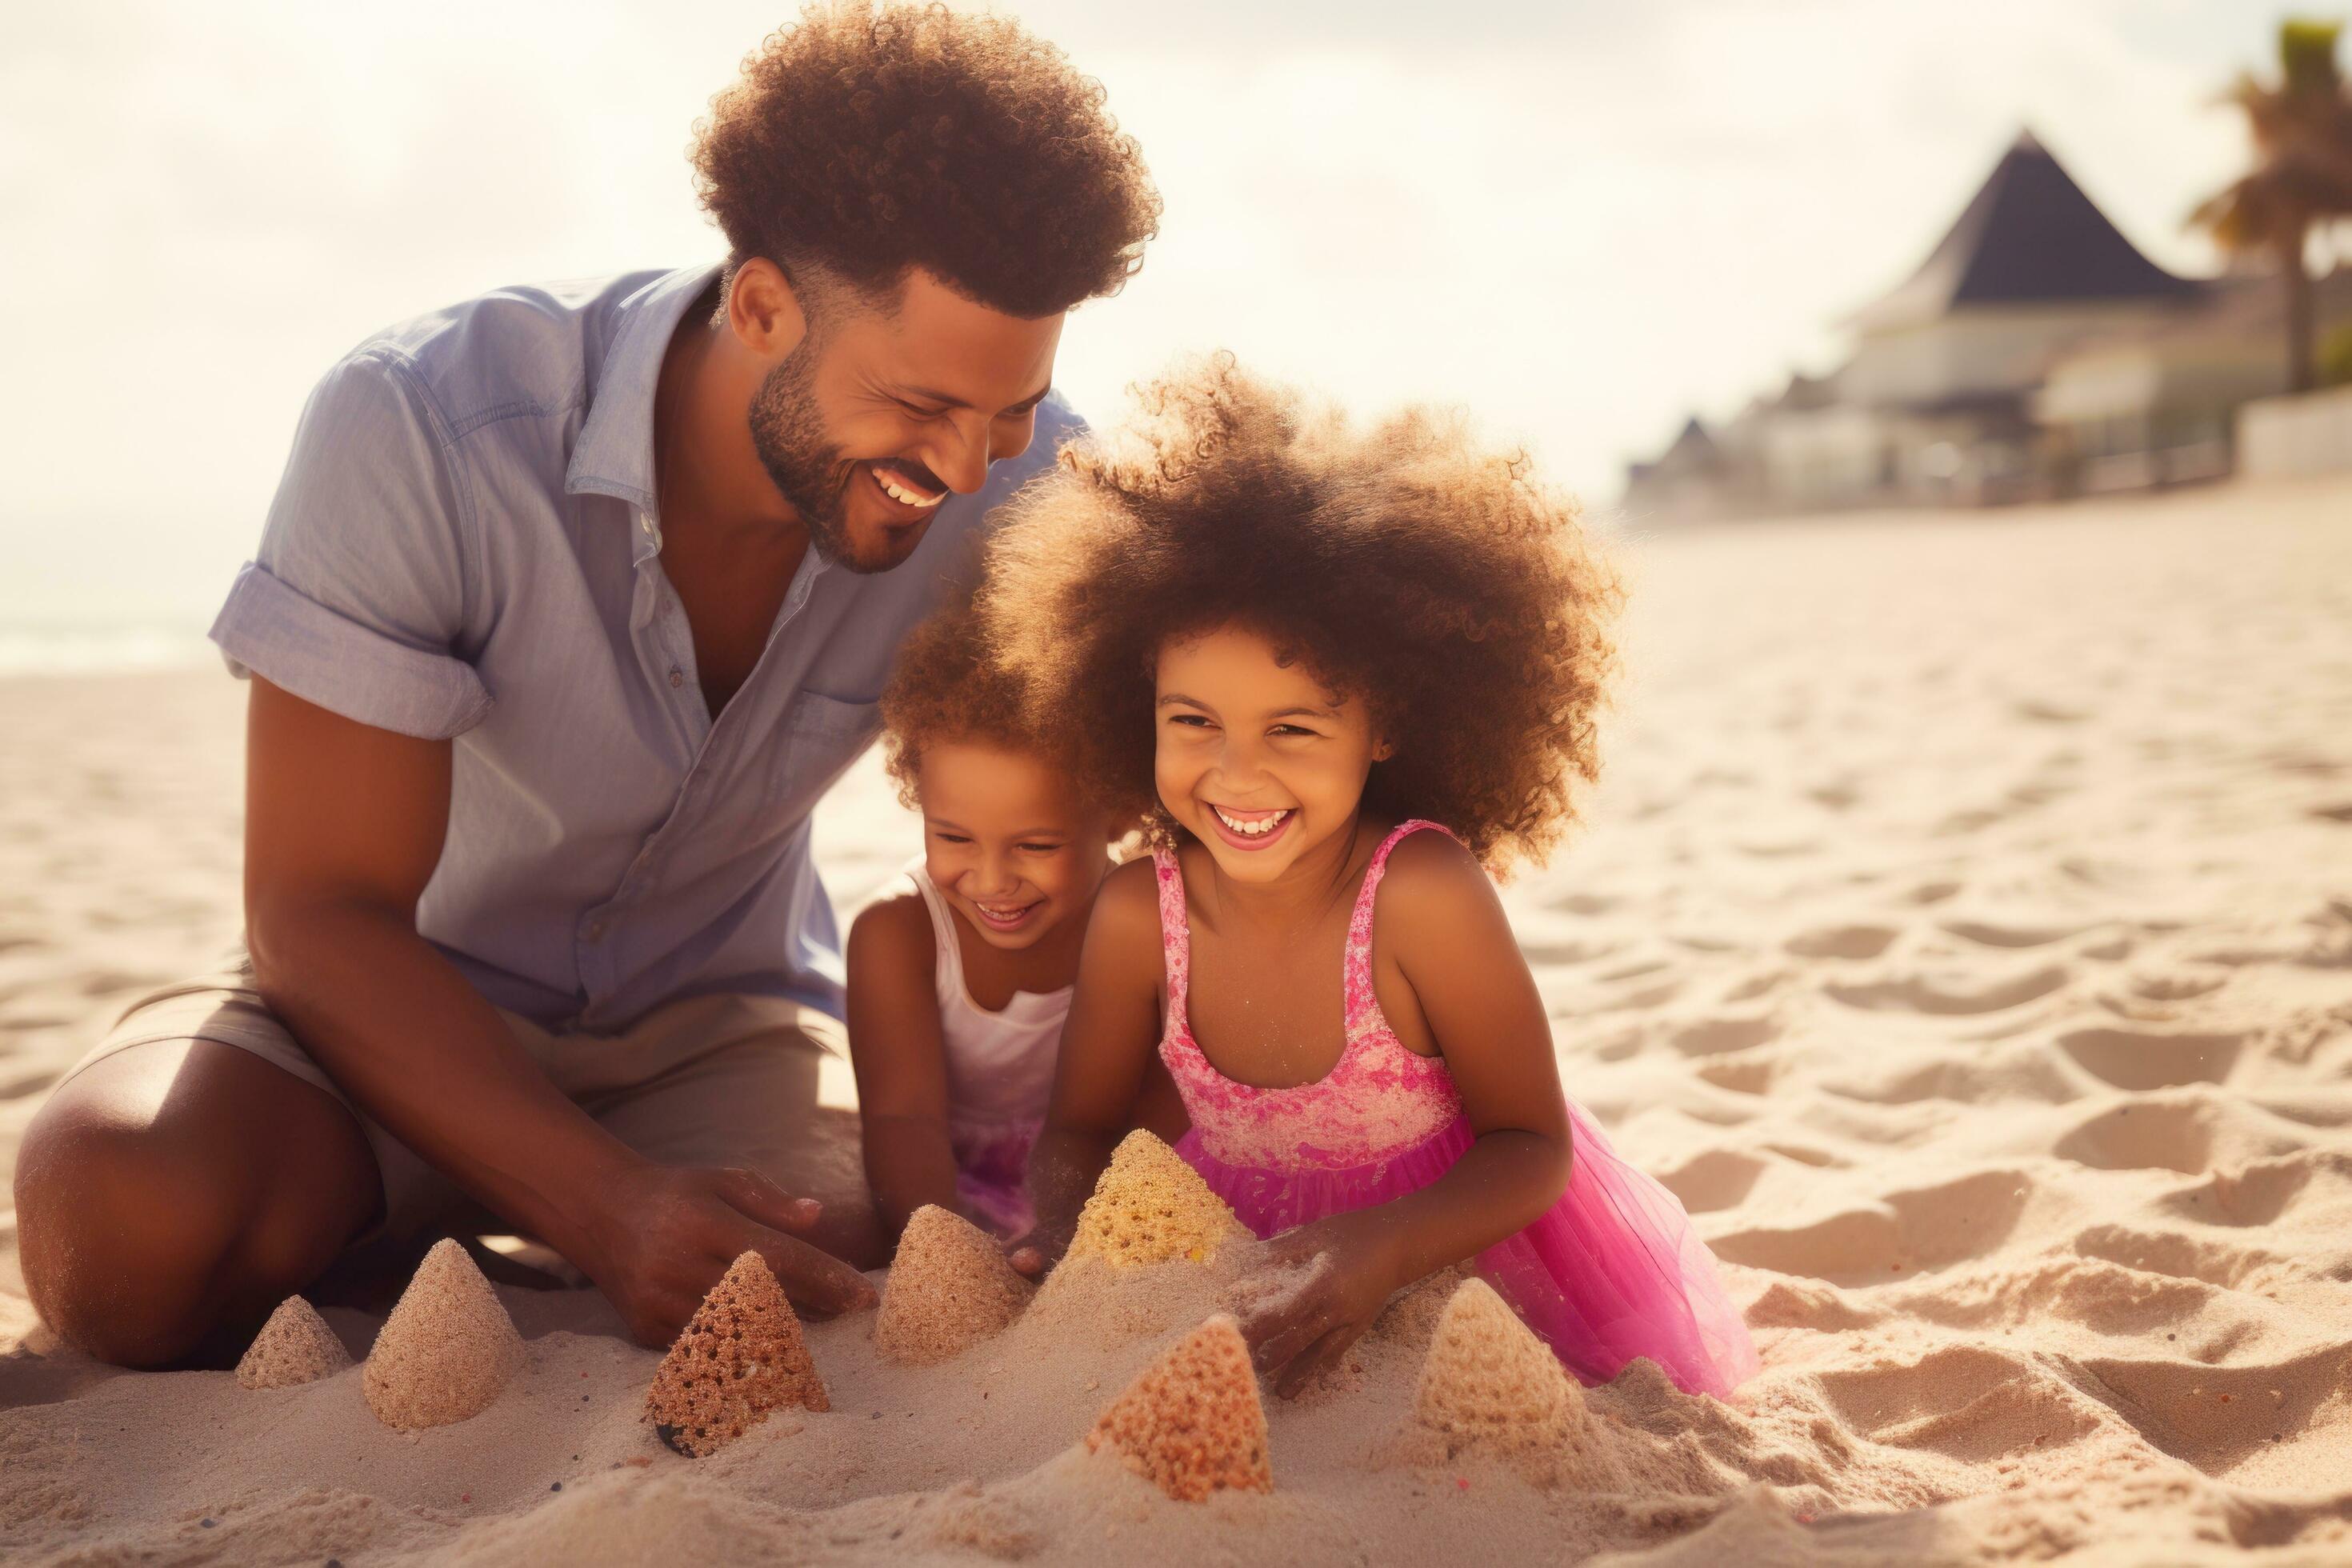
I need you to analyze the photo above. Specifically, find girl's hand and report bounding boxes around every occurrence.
[1002,1214,1075,1278]
[1229,1211,1406,1398]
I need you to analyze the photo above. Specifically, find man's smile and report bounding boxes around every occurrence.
[868,459,948,511]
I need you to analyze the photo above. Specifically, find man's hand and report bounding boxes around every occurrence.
[1229,1211,1407,1398]
[580,1162,878,1348]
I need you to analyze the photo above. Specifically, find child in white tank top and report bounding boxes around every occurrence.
[846,602,1117,1240]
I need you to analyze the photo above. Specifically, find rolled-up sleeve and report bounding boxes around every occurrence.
[209,350,493,740]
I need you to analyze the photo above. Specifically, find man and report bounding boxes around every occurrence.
[14,3,1158,1367]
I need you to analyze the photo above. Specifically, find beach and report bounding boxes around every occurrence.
[4,475,2350,1563]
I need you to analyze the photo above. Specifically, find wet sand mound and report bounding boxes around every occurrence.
[874,1205,1034,1366]
[236,1295,351,1391]
[645,1251,828,1457]
[361,1239,523,1431]
[1085,1314,1274,1502]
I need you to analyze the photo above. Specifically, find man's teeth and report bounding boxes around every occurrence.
[1214,807,1292,837]
[875,467,946,508]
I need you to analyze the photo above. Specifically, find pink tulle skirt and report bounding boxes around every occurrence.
[951,1120,1037,1238]
[1177,1100,1758,1398]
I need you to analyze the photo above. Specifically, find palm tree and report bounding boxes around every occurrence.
[2192,20,2352,394]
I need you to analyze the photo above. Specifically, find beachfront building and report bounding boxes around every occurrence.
[1625,130,2218,517]
[2034,266,2352,492]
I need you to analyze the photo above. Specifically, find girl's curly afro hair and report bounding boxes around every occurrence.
[878,593,1055,810]
[692,2,1159,318]
[975,356,1624,874]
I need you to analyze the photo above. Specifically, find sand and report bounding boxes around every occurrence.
[645,1251,828,1456]
[4,474,2352,1562]
[238,1296,354,1391]
[874,1206,1034,1367]
[362,1238,526,1432]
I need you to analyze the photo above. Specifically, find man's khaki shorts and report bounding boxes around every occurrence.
[61,955,870,1246]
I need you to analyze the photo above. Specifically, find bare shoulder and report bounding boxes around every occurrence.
[1090,855,1164,941]
[1379,827,1498,908]
[847,889,933,973]
[1377,829,1514,964]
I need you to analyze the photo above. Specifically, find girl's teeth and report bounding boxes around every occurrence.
[1214,807,1290,837]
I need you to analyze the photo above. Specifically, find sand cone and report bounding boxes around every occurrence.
[1410,1277,1623,1485]
[874,1205,1034,1366]
[644,1251,829,1457]
[362,1238,524,1430]
[236,1294,352,1390]
[1085,1314,1273,1502]
[1066,1130,1246,1270]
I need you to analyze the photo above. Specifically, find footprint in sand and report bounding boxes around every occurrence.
[1694,1057,1775,1095]
[1826,962,2069,1017]
[2065,1343,2350,1478]
[1742,1277,1878,1332]
[2158,1152,2344,1229]
[1707,1169,2034,1287]
[1652,1150,1766,1214]
[1814,1345,2101,1465]
[2056,1027,2242,1091]
[1785,924,1898,961]
[2054,1098,2220,1175]
[1668,1013,1779,1058]
[2070,1223,2274,1290]
[1938,918,2089,950]
[1824,1049,2079,1109]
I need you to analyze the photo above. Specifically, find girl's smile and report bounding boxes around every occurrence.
[918,741,1110,952]
[1154,625,1390,884]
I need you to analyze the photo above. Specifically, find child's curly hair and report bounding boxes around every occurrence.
[880,595,1059,810]
[977,357,1624,874]
[692,2,1159,318]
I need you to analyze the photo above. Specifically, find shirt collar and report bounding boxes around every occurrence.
[564,262,725,518]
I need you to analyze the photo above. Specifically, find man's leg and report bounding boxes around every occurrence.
[14,1038,382,1368]
[570,996,891,1271]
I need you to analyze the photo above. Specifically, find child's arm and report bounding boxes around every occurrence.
[1237,833,1571,1394]
[844,894,966,1243]
[1013,858,1166,1273]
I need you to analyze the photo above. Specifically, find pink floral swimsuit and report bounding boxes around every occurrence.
[1154,820,1758,1398]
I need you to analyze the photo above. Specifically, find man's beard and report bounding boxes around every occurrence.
[746,348,882,574]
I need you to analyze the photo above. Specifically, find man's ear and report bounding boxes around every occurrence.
[726,258,811,358]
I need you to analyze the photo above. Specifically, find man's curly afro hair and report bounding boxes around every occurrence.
[976,357,1625,874]
[692,2,1160,318]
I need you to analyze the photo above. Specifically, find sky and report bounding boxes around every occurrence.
[0,0,2295,655]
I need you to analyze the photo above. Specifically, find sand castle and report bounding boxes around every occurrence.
[645,1250,830,1457]
[874,1205,1034,1366]
[235,1295,351,1390]
[1406,1276,1625,1488]
[361,1238,525,1431]
[1065,1130,1248,1270]
[1086,1314,1274,1502]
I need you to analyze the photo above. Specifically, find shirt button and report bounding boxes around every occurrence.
[668,667,684,689]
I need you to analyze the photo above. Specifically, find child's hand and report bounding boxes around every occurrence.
[1002,1216,1075,1278]
[1229,1211,1406,1398]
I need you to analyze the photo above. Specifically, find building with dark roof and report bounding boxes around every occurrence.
[1624,130,2232,517]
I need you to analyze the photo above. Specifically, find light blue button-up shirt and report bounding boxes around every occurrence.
[210,263,1078,1030]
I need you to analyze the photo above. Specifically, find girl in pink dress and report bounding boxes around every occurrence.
[988,358,1758,1401]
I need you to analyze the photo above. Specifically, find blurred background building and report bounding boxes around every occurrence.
[1624,21,2352,519]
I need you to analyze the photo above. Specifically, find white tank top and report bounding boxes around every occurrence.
[905,864,1070,1138]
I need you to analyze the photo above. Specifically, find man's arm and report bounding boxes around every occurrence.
[242,676,874,1342]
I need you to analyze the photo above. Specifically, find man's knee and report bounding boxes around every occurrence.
[15,1049,378,1366]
